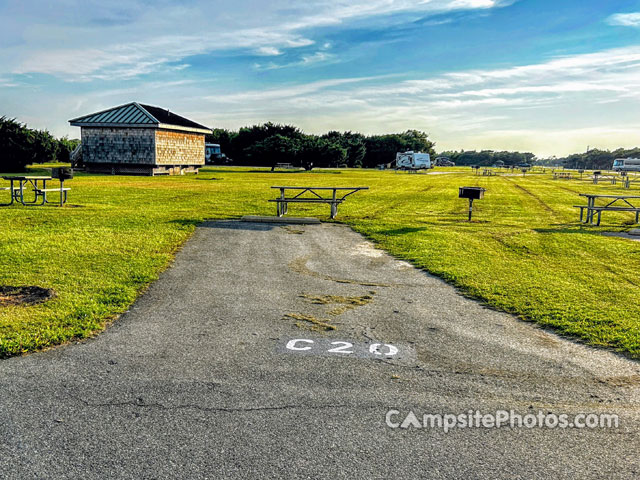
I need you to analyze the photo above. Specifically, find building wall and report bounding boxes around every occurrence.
[155,129,205,166]
[81,127,156,165]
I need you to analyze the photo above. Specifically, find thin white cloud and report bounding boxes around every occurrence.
[254,51,335,71]
[197,45,640,156]
[607,12,640,27]
[0,74,20,87]
[22,41,634,157]
[3,0,512,81]
[7,1,638,156]
[255,46,283,56]
[302,52,330,64]
[206,77,385,103]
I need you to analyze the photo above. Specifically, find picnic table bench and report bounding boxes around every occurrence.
[1,170,71,207]
[554,172,572,179]
[482,168,495,176]
[270,186,368,219]
[592,172,619,185]
[575,194,640,225]
[622,175,640,189]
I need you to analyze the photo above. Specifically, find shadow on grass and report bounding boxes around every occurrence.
[169,219,201,228]
[533,225,623,234]
[200,168,343,175]
[434,219,491,225]
[170,218,283,231]
[248,170,304,174]
[198,169,257,174]
[247,170,344,174]
[377,226,429,235]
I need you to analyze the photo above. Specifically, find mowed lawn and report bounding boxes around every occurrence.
[1,166,639,359]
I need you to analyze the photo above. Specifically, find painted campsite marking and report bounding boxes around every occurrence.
[281,338,404,360]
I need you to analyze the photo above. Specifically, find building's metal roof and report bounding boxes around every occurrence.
[69,102,212,134]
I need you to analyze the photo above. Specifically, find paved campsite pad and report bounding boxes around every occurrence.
[1,220,639,478]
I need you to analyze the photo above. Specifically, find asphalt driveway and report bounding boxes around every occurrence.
[1,220,639,479]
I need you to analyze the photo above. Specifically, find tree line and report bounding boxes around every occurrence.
[433,148,640,170]
[438,150,535,167]
[537,147,640,170]
[0,116,79,172]
[206,123,436,169]
[3,113,638,172]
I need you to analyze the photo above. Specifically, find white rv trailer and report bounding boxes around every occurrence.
[395,151,432,170]
[612,158,640,172]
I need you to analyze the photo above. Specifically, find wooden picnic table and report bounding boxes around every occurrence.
[270,186,368,219]
[622,174,640,189]
[575,194,640,225]
[553,172,572,179]
[0,175,70,207]
[592,172,620,185]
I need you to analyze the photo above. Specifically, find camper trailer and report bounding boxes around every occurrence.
[395,151,432,170]
[612,158,640,172]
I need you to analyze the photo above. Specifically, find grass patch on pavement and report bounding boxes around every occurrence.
[0,166,639,358]
[284,313,337,331]
[301,293,375,316]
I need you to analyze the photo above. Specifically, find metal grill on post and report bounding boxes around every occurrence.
[51,168,73,207]
[593,171,601,184]
[459,186,486,221]
[51,168,74,181]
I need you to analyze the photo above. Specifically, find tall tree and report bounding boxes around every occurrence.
[0,116,67,172]
[244,134,301,170]
[205,128,236,160]
[300,136,347,169]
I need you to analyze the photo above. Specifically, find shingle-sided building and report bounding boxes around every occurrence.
[69,102,212,175]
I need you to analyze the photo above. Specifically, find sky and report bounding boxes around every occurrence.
[1,0,640,157]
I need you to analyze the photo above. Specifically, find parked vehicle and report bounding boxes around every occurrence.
[395,151,432,170]
[205,143,227,164]
[612,158,640,172]
[435,157,455,167]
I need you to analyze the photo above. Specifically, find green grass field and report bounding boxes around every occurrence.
[1,166,639,359]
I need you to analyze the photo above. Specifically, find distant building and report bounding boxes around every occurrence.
[69,102,212,175]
